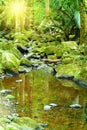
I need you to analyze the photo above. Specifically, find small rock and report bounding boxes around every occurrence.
[12,113,19,118]
[21,109,25,112]
[49,103,58,107]
[0,90,12,94]
[0,75,5,79]
[15,102,19,105]
[44,105,52,110]
[15,79,22,83]
[69,104,82,108]
[40,123,48,128]
[5,95,15,100]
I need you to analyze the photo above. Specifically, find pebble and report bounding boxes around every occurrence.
[44,105,52,110]
[49,103,58,107]
[15,79,22,83]
[69,104,82,108]
[0,90,12,96]
[40,123,48,128]
[44,103,58,110]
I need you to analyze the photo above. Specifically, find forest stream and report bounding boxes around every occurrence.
[0,70,87,130]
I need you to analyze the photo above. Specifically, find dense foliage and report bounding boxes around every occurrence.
[0,0,80,41]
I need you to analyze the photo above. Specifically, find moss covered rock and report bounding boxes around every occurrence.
[61,41,78,50]
[56,63,81,78]
[0,117,44,130]
[20,57,32,67]
[2,52,20,73]
[13,117,43,129]
[62,57,74,64]
[44,45,57,55]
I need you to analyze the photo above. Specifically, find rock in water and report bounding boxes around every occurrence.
[16,79,22,83]
[44,105,52,110]
[17,45,28,55]
[69,104,82,108]
[49,103,58,107]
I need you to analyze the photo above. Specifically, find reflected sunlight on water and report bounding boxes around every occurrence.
[0,70,87,130]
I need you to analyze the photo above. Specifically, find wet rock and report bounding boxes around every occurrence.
[0,90,12,95]
[72,78,87,88]
[56,75,74,80]
[56,63,81,78]
[2,52,20,74]
[44,103,58,110]
[20,57,32,67]
[5,94,15,100]
[44,45,57,55]
[40,123,48,128]
[17,45,28,55]
[18,66,32,73]
[13,117,44,130]
[69,104,82,108]
[16,79,22,83]
[0,117,44,130]
[61,41,78,50]
[37,64,53,74]
[44,105,52,110]
[0,75,5,79]
[7,114,19,121]
[15,102,19,106]
[49,103,58,107]
[62,57,74,64]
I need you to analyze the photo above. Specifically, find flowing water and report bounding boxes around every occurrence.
[0,70,87,130]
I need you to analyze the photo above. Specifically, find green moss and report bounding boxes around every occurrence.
[0,117,43,130]
[48,54,57,59]
[56,63,81,78]
[20,58,32,66]
[44,45,58,55]
[13,117,43,130]
[5,95,15,100]
[62,57,74,64]
[2,51,20,73]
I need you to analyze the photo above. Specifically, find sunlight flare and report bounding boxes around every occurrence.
[9,1,26,31]
[11,1,26,16]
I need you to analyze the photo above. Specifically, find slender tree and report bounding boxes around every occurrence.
[45,0,50,17]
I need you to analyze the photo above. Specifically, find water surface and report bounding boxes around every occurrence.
[0,70,87,130]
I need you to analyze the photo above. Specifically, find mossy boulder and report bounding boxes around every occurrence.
[2,52,20,73]
[62,52,74,64]
[10,46,21,59]
[61,41,78,50]
[13,117,44,130]
[44,45,58,55]
[5,94,15,100]
[20,57,32,67]
[56,45,63,58]
[0,42,13,50]
[62,57,74,64]
[48,54,57,59]
[0,117,44,130]
[37,64,54,74]
[55,41,79,57]
[56,63,81,78]
[0,42,21,59]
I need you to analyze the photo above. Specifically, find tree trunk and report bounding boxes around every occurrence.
[80,0,87,44]
[45,0,50,17]
[80,0,85,44]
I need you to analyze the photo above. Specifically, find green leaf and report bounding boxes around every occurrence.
[74,11,80,28]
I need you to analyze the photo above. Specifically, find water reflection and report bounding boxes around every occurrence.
[0,70,87,129]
